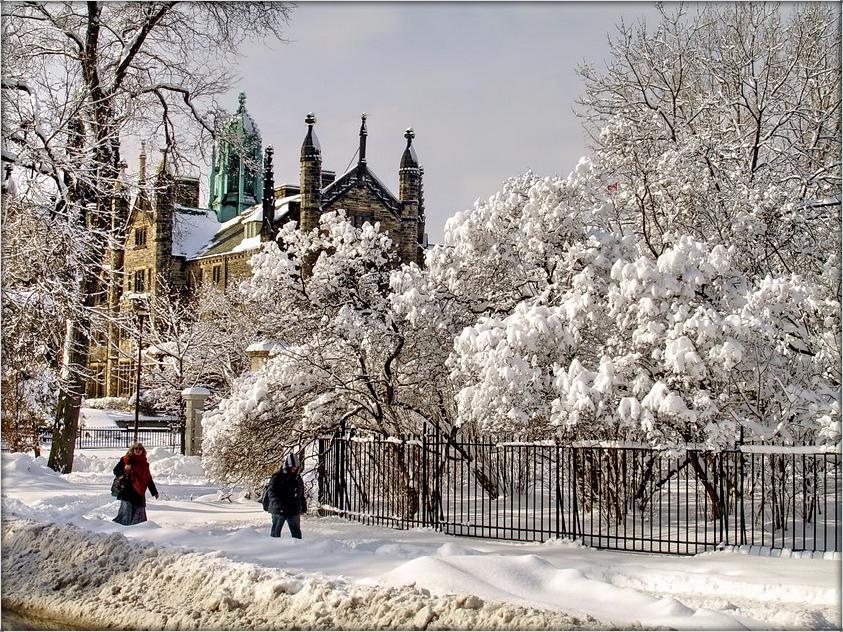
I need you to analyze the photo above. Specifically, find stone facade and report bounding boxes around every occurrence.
[86,102,427,398]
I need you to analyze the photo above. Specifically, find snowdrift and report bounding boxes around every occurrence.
[1,518,611,630]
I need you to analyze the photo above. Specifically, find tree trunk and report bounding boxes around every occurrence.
[48,316,92,473]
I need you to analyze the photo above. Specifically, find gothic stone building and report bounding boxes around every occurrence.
[87,95,427,398]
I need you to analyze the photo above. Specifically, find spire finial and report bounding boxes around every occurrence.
[238,92,247,112]
[358,112,368,166]
[139,140,147,183]
[262,145,276,233]
[404,128,415,147]
[305,112,316,127]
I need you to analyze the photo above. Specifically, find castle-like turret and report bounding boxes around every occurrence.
[398,128,423,264]
[300,113,322,233]
[209,93,262,222]
[399,127,420,205]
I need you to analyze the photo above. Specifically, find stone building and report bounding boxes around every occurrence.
[86,95,427,398]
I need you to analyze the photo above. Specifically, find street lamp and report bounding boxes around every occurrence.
[126,292,150,443]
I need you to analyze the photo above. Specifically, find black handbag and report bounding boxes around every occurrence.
[111,474,129,497]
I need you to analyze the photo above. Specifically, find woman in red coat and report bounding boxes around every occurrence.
[113,442,158,525]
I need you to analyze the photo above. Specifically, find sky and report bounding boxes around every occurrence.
[210,2,664,243]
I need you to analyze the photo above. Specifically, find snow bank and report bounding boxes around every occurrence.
[2,519,611,630]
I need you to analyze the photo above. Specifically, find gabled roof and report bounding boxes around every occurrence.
[321,165,401,216]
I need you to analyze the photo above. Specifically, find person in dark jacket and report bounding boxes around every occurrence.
[112,442,158,525]
[266,453,307,539]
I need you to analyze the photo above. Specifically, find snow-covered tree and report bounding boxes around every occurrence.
[1,191,78,455]
[577,3,840,279]
[2,2,291,472]
[442,170,839,448]
[134,280,256,424]
[204,213,418,485]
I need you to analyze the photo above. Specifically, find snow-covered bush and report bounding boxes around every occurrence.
[440,171,840,448]
[84,397,131,411]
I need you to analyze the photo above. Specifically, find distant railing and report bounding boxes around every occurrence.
[318,430,841,555]
[3,427,180,452]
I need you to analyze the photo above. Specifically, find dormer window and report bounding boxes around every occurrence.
[245,221,261,239]
[134,227,147,248]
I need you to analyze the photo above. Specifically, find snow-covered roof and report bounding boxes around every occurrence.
[245,340,287,354]
[189,195,300,260]
[172,206,221,259]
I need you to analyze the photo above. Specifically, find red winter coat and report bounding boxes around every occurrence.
[113,454,158,507]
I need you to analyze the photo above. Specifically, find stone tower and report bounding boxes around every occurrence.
[209,92,262,222]
[153,150,175,295]
[398,128,423,265]
[300,113,322,233]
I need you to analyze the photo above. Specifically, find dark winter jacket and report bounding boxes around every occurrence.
[114,458,158,507]
[266,468,307,516]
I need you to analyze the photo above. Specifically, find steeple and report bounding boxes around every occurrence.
[358,113,368,169]
[300,112,322,233]
[262,145,275,236]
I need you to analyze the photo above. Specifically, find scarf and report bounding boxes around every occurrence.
[125,452,152,497]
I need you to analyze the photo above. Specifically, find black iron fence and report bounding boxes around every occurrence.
[317,431,841,555]
[3,427,180,452]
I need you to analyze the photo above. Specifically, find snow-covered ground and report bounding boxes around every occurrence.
[2,448,840,630]
[79,406,175,429]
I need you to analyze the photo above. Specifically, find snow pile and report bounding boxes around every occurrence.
[374,553,745,630]
[2,449,839,630]
[2,519,608,631]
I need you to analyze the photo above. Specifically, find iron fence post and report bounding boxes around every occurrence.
[317,437,326,513]
[421,430,429,527]
[572,448,579,541]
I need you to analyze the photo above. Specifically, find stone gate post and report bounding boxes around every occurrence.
[181,387,210,457]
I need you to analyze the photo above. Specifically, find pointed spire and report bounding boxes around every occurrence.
[262,145,275,233]
[400,127,418,169]
[301,112,321,161]
[358,113,368,167]
[238,92,247,113]
[139,141,147,184]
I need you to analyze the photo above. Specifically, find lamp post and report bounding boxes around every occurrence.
[127,293,150,443]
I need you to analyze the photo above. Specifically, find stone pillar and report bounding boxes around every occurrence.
[246,341,276,372]
[181,387,210,456]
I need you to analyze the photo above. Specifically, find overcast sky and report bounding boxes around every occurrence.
[215,2,663,243]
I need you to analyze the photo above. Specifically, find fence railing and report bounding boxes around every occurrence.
[317,431,841,555]
[3,427,181,452]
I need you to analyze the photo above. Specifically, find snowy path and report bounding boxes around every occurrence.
[2,450,840,630]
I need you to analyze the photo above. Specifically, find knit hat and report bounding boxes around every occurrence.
[284,453,301,469]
